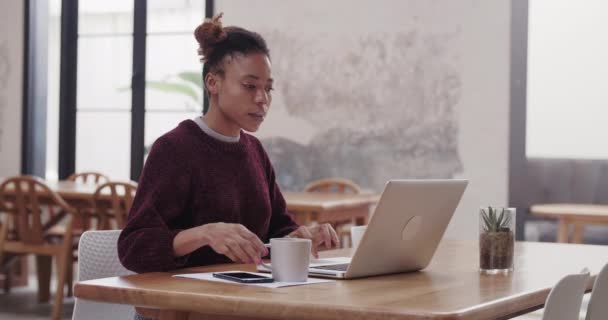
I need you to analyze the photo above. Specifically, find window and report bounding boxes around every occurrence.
[75,0,134,179]
[45,0,62,180]
[145,0,205,159]
[44,0,209,180]
[526,0,608,159]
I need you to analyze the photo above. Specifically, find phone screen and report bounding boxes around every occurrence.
[213,272,274,283]
[219,272,269,279]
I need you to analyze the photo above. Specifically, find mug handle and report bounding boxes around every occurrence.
[259,243,273,270]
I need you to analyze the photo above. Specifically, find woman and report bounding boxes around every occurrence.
[118,13,339,274]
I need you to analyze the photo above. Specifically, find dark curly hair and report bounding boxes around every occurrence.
[194,13,270,113]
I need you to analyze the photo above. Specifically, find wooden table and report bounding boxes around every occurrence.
[4,180,379,228]
[41,184,380,227]
[531,203,608,243]
[73,240,607,320]
[282,191,379,226]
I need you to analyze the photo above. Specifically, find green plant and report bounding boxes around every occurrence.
[118,71,205,155]
[481,206,512,233]
[119,71,204,112]
[147,71,202,102]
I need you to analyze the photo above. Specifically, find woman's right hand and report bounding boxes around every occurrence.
[200,222,268,264]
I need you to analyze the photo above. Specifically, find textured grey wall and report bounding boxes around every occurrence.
[219,0,511,239]
[261,28,463,191]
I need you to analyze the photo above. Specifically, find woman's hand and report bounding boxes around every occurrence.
[199,222,268,264]
[287,224,340,258]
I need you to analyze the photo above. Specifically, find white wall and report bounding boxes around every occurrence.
[0,0,24,177]
[450,0,511,239]
[218,0,511,240]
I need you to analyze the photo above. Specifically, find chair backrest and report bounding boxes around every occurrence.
[0,175,75,244]
[586,262,608,320]
[542,270,590,320]
[304,178,361,194]
[72,230,134,320]
[92,181,137,229]
[67,172,110,184]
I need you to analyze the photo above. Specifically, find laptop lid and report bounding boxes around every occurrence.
[309,179,468,279]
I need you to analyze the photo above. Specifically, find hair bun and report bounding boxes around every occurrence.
[194,13,227,62]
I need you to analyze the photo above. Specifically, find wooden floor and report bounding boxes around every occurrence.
[0,276,73,320]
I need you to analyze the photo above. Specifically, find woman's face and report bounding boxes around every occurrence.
[206,52,273,135]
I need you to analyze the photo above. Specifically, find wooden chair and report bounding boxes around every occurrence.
[59,181,136,297]
[45,172,109,297]
[0,176,76,320]
[67,172,110,184]
[47,171,109,230]
[304,178,361,194]
[304,178,363,247]
[92,181,137,230]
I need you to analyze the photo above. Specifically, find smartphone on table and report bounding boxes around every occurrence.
[212,272,274,283]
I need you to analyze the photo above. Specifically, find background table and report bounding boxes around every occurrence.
[283,191,379,226]
[531,203,608,243]
[74,240,607,320]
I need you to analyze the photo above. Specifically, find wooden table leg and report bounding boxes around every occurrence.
[355,205,371,225]
[294,211,314,226]
[36,255,52,302]
[572,223,585,244]
[557,218,570,243]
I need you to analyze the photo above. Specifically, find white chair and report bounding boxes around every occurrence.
[542,269,590,320]
[585,262,608,320]
[72,230,134,320]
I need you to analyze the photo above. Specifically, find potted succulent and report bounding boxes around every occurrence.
[479,206,515,274]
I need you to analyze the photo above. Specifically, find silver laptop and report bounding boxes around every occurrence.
[261,179,468,279]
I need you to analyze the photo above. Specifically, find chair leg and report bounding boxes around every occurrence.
[51,252,68,320]
[52,220,75,320]
[36,255,52,303]
[0,220,8,294]
[2,269,10,294]
[66,258,73,297]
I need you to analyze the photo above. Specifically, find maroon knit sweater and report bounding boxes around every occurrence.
[118,120,299,273]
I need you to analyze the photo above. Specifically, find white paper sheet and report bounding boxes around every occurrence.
[173,271,334,288]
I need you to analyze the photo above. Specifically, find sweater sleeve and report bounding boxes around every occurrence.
[259,144,300,239]
[118,137,191,273]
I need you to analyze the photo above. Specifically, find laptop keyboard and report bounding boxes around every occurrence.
[312,263,350,271]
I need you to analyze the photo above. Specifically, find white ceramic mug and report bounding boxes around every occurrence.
[262,238,311,282]
[351,225,367,249]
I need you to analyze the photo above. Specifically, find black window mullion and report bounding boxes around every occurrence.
[22,0,49,177]
[58,0,78,180]
[202,0,214,114]
[130,0,147,181]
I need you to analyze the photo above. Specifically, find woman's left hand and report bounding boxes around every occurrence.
[287,224,340,258]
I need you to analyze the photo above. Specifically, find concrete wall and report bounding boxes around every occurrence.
[218,0,511,239]
[0,0,24,177]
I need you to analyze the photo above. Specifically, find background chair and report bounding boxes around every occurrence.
[304,178,362,247]
[585,262,608,320]
[304,178,361,194]
[92,181,137,230]
[0,175,76,320]
[72,230,135,320]
[67,172,110,184]
[46,171,110,252]
[542,269,590,320]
